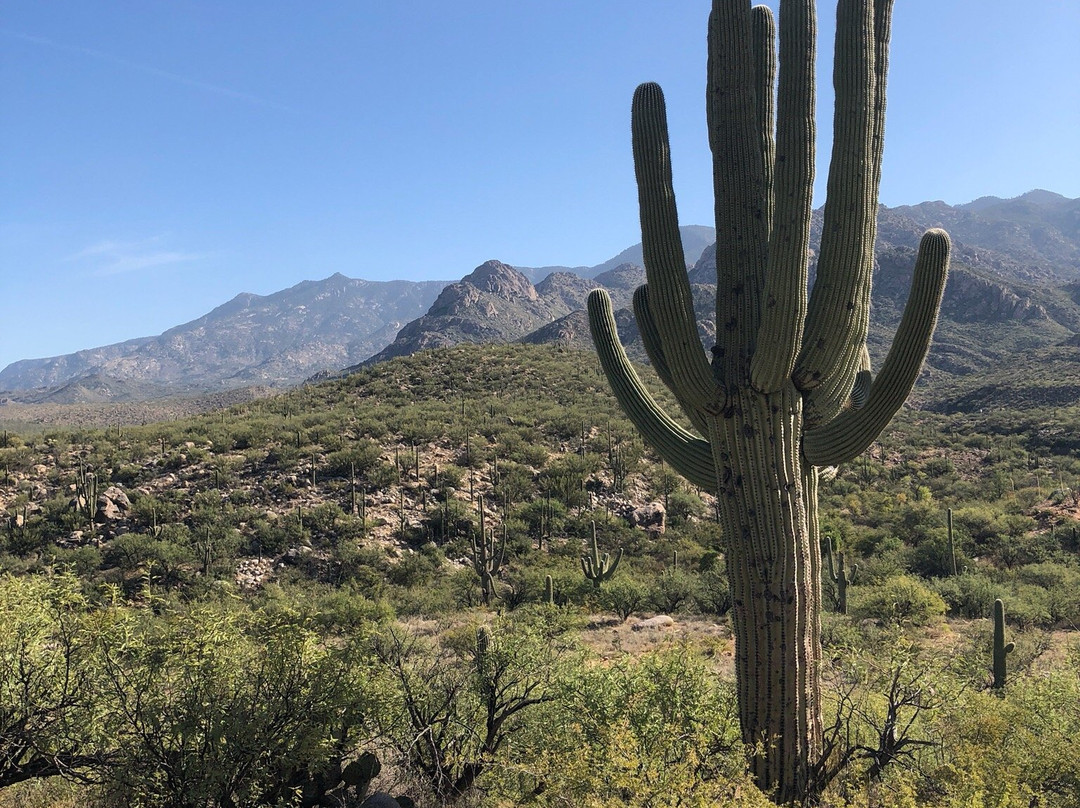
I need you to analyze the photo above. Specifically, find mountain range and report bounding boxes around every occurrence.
[2,190,1079,406]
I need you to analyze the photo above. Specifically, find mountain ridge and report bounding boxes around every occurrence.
[3,191,1079,404]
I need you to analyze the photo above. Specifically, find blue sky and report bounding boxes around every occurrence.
[2,1,1078,372]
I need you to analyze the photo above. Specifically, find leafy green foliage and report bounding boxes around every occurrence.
[2,343,1080,805]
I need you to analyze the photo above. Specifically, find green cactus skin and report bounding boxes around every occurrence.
[544,574,555,606]
[586,1,949,799]
[823,536,858,615]
[992,598,1015,690]
[947,507,958,576]
[581,521,622,589]
[75,465,99,523]
[469,497,504,606]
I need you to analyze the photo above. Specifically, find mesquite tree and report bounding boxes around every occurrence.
[587,0,949,800]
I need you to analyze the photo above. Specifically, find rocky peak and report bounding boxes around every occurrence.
[464,260,538,301]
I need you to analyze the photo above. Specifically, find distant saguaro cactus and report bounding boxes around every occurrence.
[469,497,504,606]
[823,536,858,615]
[581,521,622,589]
[992,598,1015,690]
[586,0,949,799]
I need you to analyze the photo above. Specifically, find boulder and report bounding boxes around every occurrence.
[629,501,666,534]
[632,615,675,631]
[96,486,132,521]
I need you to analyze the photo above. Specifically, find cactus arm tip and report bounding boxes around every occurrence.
[631,83,715,411]
[802,228,950,466]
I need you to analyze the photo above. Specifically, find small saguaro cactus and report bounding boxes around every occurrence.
[469,496,504,606]
[947,507,958,576]
[544,574,555,606]
[581,521,622,589]
[75,465,99,523]
[992,598,1015,690]
[823,536,858,615]
[475,625,491,669]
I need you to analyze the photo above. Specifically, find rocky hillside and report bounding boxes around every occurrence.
[362,261,627,366]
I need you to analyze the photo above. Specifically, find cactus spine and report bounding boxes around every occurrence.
[581,521,622,589]
[992,598,1015,690]
[823,536,858,615]
[585,1,949,799]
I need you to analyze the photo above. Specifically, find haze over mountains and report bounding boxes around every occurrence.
[2,190,1078,405]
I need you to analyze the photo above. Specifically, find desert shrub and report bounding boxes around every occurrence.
[103,531,195,586]
[930,569,998,619]
[385,550,439,588]
[1014,562,1080,624]
[98,599,377,807]
[50,545,104,579]
[648,568,697,614]
[423,498,474,544]
[1002,583,1054,628]
[694,569,733,616]
[323,440,384,478]
[492,460,536,504]
[601,575,650,621]
[666,487,705,526]
[543,645,765,807]
[918,670,1080,807]
[818,612,862,651]
[850,536,906,584]
[848,575,946,626]
[904,529,962,578]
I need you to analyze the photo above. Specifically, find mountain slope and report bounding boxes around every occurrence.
[0,274,449,395]
[363,261,605,365]
[4,191,1079,405]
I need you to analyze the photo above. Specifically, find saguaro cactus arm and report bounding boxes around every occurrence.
[803,229,950,465]
[587,290,716,491]
[632,83,716,412]
[794,0,895,429]
[633,285,713,437]
[751,1,815,393]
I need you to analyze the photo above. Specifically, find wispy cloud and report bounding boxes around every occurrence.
[2,29,297,114]
[67,237,204,277]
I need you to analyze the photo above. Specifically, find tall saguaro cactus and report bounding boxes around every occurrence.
[992,598,1014,690]
[823,536,858,615]
[587,0,949,800]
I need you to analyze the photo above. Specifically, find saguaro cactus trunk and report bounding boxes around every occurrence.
[587,0,949,801]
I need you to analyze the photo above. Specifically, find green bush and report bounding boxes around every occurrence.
[601,575,650,621]
[648,568,697,614]
[930,569,998,619]
[848,574,946,626]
